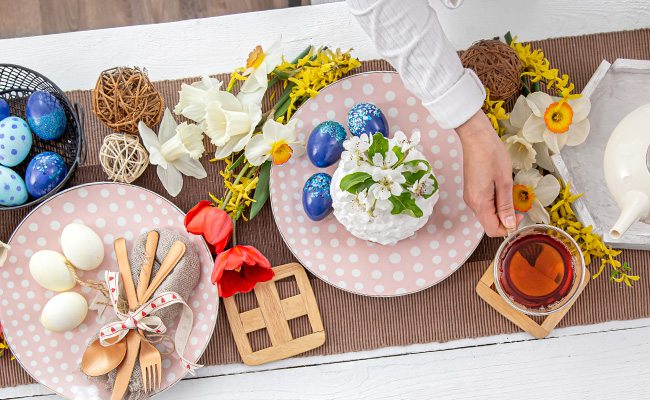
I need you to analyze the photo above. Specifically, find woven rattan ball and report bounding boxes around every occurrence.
[92,67,164,134]
[461,40,522,102]
[99,133,149,183]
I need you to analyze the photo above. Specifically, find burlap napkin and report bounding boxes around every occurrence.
[84,229,200,400]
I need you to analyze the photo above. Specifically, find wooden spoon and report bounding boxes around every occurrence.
[81,335,127,377]
[141,241,186,301]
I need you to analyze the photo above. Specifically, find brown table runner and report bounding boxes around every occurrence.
[2,29,650,388]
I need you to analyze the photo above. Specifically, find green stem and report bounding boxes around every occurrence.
[272,69,289,79]
[267,45,312,90]
[274,95,296,120]
[532,80,540,92]
[231,218,237,247]
[219,162,251,210]
[292,45,313,64]
[521,76,531,95]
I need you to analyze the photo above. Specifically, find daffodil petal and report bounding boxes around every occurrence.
[526,92,553,117]
[289,142,306,158]
[138,121,161,151]
[514,169,543,188]
[528,199,550,224]
[499,118,518,137]
[565,118,590,146]
[157,164,183,197]
[245,134,272,166]
[568,97,591,122]
[173,155,208,179]
[543,130,564,154]
[522,114,546,143]
[533,142,555,172]
[236,88,265,108]
[534,175,560,206]
[262,119,283,142]
[158,109,178,144]
[510,95,533,128]
[216,91,244,112]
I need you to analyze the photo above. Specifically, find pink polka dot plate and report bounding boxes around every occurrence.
[1,182,217,399]
[270,72,485,297]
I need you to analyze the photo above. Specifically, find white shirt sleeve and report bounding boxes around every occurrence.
[346,0,485,129]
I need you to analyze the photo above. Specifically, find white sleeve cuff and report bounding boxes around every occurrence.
[422,68,486,129]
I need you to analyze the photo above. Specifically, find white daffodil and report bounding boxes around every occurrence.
[244,119,305,166]
[203,91,263,159]
[393,130,421,153]
[370,168,405,200]
[237,37,283,106]
[512,169,561,224]
[173,75,223,126]
[503,131,537,171]
[523,92,591,154]
[139,109,207,197]
[0,240,10,268]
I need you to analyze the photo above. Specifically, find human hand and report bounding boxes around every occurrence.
[455,111,523,237]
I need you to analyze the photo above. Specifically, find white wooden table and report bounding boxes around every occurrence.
[1,1,649,399]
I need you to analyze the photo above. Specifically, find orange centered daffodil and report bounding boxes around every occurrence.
[543,101,574,134]
[513,184,534,212]
[271,142,293,165]
[244,119,305,166]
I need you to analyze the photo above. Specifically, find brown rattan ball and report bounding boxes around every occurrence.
[99,133,149,183]
[92,67,164,134]
[461,40,522,102]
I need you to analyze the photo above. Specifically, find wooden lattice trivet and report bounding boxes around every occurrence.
[223,263,326,366]
[476,262,590,338]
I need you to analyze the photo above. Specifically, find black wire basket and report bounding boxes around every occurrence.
[0,64,86,210]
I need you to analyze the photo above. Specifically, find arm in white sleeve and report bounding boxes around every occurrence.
[346,0,485,129]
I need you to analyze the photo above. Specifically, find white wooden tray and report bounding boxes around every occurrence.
[551,59,650,249]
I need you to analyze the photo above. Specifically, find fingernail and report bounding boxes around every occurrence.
[505,216,516,230]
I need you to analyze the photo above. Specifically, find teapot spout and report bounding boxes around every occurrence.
[610,191,650,239]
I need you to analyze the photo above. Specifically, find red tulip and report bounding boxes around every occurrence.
[211,245,274,298]
[184,201,233,253]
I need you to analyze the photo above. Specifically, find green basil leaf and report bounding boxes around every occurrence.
[368,132,389,162]
[340,172,373,193]
[249,161,271,220]
[388,192,423,218]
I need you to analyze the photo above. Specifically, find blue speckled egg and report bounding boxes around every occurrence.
[0,116,33,167]
[0,165,28,206]
[25,152,67,198]
[26,91,67,140]
[0,99,9,121]
[302,173,333,221]
[307,121,347,168]
[347,102,389,138]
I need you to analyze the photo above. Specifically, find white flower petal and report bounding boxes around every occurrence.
[527,199,550,224]
[158,108,178,144]
[568,97,591,122]
[534,175,560,206]
[533,142,555,172]
[138,121,161,151]
[522,114,546,143]
[157,164,183,197]
[289,142,306,158]
[244,134,272,166]
[543,130,564,154]
[510,95,533,128]
[372,153,383,167]
[236,88,265,108]
[514,169,543,188]
[565,118,590,146]
[173,156,208,179]
[505,135,536,171]
[215,91,244,112]
[499,118,519,137]
[526,92,553,117]
[0,241,11,268]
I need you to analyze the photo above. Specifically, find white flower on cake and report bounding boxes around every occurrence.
[331,131,439,245]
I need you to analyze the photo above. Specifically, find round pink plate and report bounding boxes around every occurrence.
[269,72,484,297]
[1,182,217,399]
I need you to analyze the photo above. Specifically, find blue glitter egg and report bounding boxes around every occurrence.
[0,99,9,121]
[0,165,28,206]
[26,91,67,140]
[307,121,347,168]
[302,173,333,221]
[347,102,389,138]
[25,152,67,198]
[0,116,33,167]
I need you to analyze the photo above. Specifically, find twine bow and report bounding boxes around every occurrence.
[98,271,201,374]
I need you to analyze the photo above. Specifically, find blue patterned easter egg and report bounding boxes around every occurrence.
[0,116,33,167]
[25,152,67,198]
[302,173,333,221]
[307,121,347,168]
[26,91,67,140]
[0,165,28,206]
[0,99,9,121]
[347,102,389,138]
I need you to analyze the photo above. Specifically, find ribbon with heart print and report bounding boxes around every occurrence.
[98,271,202,374]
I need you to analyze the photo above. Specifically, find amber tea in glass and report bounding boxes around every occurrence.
[493,225,586,316]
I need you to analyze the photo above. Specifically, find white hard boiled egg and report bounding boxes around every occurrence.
[29,250,76,291]
[41,292,88,332]
[61,223,105,271]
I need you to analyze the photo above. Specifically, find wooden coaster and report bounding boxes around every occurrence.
[476,262,590,338]
[223,263,326,366]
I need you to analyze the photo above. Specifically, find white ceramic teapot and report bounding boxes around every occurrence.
[603,103,650,239]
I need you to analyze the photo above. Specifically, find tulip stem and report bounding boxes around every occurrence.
[231,218,238,247]
[220,162,251,210]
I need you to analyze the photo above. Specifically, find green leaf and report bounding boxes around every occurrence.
[622,262,631,271]
[249,161,271,220]
[392,145,404,162]
[403,159,432,175]
[368,132,389,162]
[347,179,375,195]
[403,170,427,186]
[388,192,423,218]
[504,31,513,45]
[609,269,620,282]
[423,175,439,199]
[340,172,373,193]
[228,152,246,171]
